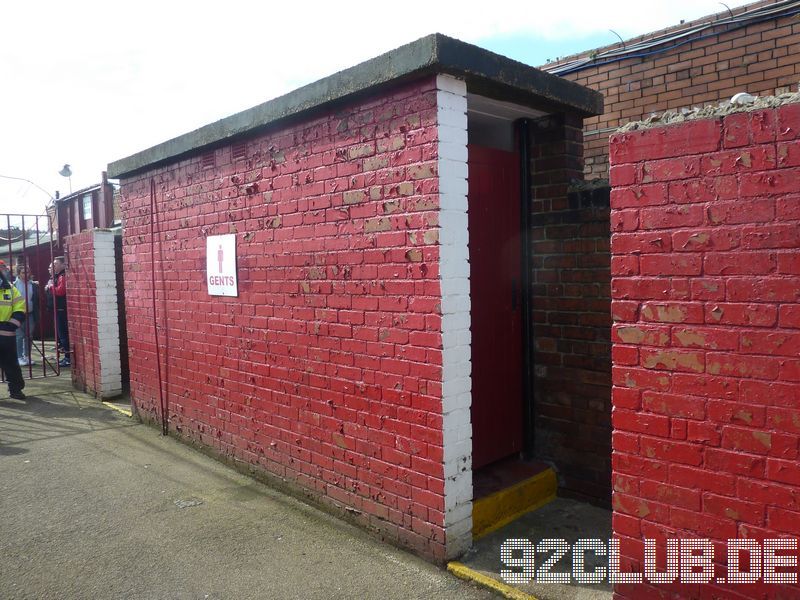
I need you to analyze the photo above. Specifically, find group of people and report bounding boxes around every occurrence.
[0,257,70,400]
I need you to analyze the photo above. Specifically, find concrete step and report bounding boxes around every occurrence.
[472,460,557,539]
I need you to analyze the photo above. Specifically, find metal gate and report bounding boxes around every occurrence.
[1,213,63,379]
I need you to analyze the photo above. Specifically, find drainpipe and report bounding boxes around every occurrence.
[150,179,168,435]
[517,119,535,460]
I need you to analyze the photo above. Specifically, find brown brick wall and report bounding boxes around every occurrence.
[529,114,612,505]
[547,0,800,179]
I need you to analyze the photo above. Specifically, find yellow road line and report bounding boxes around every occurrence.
[102,402,132,417]
[448,562,537,600]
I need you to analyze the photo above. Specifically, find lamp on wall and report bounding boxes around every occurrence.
[58,164,72,194]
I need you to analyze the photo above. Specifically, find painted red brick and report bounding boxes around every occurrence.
[65,230,101,396]
[610,103,800,599]
[610,183,667,208]
[668,176,739,205]
[639,254,701,276]
[701,146,777,176]
[610,120,722,165]
[116,78,452,560]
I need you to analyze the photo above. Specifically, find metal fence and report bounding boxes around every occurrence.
[1,213,62,379]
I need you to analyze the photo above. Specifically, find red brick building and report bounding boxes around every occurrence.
[108,34,604,560]
[545,0,800,179]
[103,28,800,596]
[51,173,116,242]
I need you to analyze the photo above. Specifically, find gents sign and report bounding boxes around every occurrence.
[206,234,238,296]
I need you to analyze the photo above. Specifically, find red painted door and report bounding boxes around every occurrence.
[468,144,523,469]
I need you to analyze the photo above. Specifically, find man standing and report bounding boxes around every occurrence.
[0,265,26,399]
[14,264,38,366]
[46,257,70,367]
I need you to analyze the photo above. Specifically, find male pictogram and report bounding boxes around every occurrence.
[218,245,223,273]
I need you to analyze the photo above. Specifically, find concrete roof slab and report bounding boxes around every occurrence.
[108,33,603,179]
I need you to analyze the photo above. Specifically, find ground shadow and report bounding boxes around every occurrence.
[0,393,135,450]
[0,445,28,456]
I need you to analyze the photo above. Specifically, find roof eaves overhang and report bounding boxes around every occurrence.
[108,33,603,179]
[56,183,102,203]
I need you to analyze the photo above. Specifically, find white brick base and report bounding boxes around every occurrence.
[437,74,473,558]
[93,230,122,398]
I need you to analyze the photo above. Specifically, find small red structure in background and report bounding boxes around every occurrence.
[6,172,117,338]
[3,217,58,340]
[49,171,116,241]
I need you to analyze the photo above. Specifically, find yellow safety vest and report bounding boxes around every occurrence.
[0,285,25,324]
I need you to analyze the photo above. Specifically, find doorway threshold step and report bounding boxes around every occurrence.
[472,459,557,539]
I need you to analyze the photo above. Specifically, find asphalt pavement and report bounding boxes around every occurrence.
[0,376,495,600]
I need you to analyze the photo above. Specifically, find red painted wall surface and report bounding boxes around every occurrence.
[118,77,449,558]
[610,102,800,599]
[65,230,101,396]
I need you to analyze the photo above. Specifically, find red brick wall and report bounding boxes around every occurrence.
[609,101,800,599]
[549,0,800,179]
[530,114,612,505]
[66,230,100,396]
[118,78,450,559]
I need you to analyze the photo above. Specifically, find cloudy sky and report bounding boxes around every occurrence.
[0,0,753,216]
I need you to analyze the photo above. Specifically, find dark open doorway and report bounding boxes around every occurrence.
[465,96,612,542]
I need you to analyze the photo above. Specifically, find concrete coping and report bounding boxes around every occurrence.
[108,33,603,179]
[618,91,800,132]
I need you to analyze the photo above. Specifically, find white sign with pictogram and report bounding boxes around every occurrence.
[206,234,238,297]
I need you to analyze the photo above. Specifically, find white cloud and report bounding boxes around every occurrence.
[0,0,753,214]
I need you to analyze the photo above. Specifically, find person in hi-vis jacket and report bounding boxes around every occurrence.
[0,262,26,399]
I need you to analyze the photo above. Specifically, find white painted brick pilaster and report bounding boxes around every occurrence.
[436,74,473,559]
[92,230,122,399]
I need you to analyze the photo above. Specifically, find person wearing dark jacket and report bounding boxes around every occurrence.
[0,262,26,399]
[45,257,70,367]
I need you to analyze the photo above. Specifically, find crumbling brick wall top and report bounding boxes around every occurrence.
[619,92,800,132]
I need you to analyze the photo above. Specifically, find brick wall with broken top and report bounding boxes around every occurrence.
[609,98,800,599]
